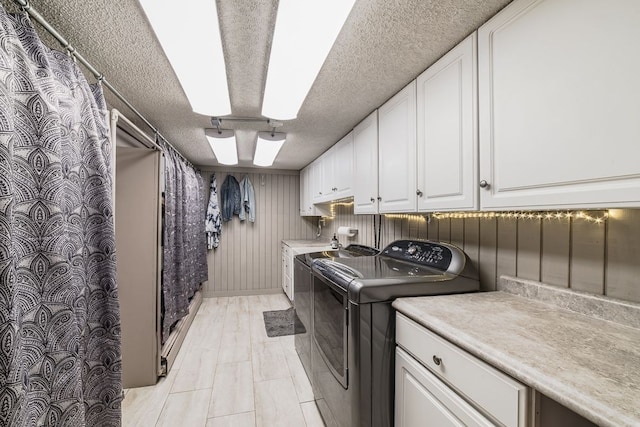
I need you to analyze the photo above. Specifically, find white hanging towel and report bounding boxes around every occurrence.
[205,174,222,249]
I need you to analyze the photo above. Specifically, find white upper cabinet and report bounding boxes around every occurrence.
[378,81,417,213]
[320,146,335,200]
[313,131,354,203]
[299,130,354,214]
[310,158,324,204]
[478,0,640,209]
[417,33,478,212]
[299,166,313,216]
[353,111,379,214]
[332,132,354,200]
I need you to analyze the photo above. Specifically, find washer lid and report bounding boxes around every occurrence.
[313,240,479,303]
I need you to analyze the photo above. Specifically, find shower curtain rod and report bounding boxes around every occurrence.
[12,0,195,170]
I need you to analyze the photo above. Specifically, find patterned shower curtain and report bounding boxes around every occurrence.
[0,9,121,427]
[161,146,207,343]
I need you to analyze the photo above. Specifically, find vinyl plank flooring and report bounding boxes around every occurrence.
[123,296,325,427]
[186,315,225,350]
[264,293,292,311]
[171,330,194,372]
[170,347,218,393]
[217,331,251,364]
[122,368,177,427]
[206,412,256,427]
[301,401,326,427]
[156,388,211,427]
[282,342,314,403]
[223,311,251,335]
[209,361,254,418]
[254,378,306,427]
[251,341,291,383]
[249,312,271,343]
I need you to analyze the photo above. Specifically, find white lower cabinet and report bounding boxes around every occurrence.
[281,243,332,301]
[395,314,529,427]
[396,348,494,427]
[281,244,293,299]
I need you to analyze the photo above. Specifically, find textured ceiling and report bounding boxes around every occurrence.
[5,0,512,169]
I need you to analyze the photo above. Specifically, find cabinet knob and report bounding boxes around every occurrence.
[416,189,423,197]
[332,187,337,191]
[370,197,375,203]
[432,355,442,366]
[479,180,490,189]
[377,196,382,201]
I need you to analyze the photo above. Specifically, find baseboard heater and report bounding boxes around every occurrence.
[160,289,203,376]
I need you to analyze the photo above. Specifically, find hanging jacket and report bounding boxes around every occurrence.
[205,174,222,249]
[239,175,256,222]
[221,174,241,221]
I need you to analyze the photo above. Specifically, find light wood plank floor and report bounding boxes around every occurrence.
[123,294,325,427]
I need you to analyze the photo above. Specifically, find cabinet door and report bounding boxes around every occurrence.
[299,166,311,216]
[417,33,478,212]
[396,348,494,427]
[310,159,325,203]
[378,81,417,213]
[478,0,640,209]
[333,131,354,199]
[281,246,288,294]
[353,111,379,214]
[320,147,335,202]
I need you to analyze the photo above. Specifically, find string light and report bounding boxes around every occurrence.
[384,214,428,222]
[322,201,609,225]
[328,201,355,218]
[431,210,609,223]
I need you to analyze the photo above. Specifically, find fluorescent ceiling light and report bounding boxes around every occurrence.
[205,129,238,165]
[139,0,230,116]
[262,0,356,120]
[254,132,286,167]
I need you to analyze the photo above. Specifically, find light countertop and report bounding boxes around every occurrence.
[392,276,640,427]
[281,239,332,248]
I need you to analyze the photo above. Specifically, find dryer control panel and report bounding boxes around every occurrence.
[381,240,454,271]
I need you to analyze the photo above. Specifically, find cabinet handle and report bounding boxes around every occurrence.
[332,187,337,191]
[416,189,423,197]
[370,197,375,203]
[432,355,442,366]
[479,180,490,189]
[377,196,382,201]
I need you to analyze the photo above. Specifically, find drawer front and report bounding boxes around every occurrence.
[396,347,495,427]
[396,313,528,427]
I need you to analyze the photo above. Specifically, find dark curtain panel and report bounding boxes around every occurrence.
[195,173,208,282]
[161,148,207,343]
[0,10,121,427]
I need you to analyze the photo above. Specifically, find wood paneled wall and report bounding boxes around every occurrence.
[323,206,640,304]
[201,171,318,296]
